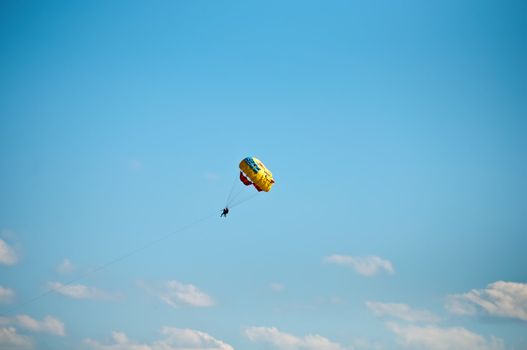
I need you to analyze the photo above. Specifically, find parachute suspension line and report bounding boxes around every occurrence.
[225,174,239,207]
[225,172,253,207]
[226,185,246,207]
[229,191,259,208]
[1,212,216,317]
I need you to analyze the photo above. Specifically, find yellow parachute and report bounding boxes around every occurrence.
[224,157,275,211]
[239,157,275,192]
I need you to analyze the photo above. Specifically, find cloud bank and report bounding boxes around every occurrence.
[15,315,65,336]
[0,315,65,337]
[85,327,233,350]
[0,327,33,350]
[387,322,505,350]
[446,281,527,321]
[245,326,350,350]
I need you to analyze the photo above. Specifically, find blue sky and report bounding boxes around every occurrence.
[1,1,526,349]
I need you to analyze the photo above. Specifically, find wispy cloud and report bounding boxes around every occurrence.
[56,258,76,274]
[0,314,64,337]
[387,322,505,350]
[0,239,19,266]
[446,281,527,321]
[0,327,33,350]
[47,282,117,300]
[158,327,233,350]
[0,286,15,304]
[270,282,285,292]
[245,326,350,350]
[1,314,64,337]
[162,280,214,307]
[140,280,214,308]
[84,328,233,350]
[366,301,440,323]
[15,315,65,337]
[324,254,394,276]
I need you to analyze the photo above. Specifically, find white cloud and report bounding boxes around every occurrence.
[141,280,214,308]
[47,282,116,300]
[245,326,350,350]
[0,286,15,303]
[0,327,33,350]
[366,301,440,323]
[84,331,151,350]
[155,327,233,350]
[270,283,285,292]
[56,258,75,274]
[387,322,505,350]
[324,255,394,276]
[0,314,65,337]
[163,281,214,307]
[446,281,527,321]
[16,315,65,336]
[0,239,19,266]
[84,328,233,350]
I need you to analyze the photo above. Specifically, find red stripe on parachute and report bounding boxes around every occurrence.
[239,172,253,186]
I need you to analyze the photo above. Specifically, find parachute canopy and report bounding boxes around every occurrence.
[239,157,275,192]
